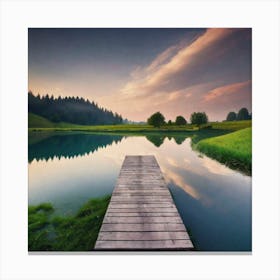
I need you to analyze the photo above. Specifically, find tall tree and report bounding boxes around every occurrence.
[226,111,237,121]
[237,107,250,120]
[147,112,165,127]
[175,116,187,125]
[190,112,208,126]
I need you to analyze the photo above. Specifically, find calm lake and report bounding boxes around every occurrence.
[28,132,252,251]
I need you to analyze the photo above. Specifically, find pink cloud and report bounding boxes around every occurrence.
[98,28,251,121]
[204,80,252,102]
[120,28,239,99]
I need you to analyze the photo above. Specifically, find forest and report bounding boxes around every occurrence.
[28,91,123,125]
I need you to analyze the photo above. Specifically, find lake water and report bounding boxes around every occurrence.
[28,132,252,251]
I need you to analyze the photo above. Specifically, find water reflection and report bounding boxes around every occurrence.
[145,135,166,147]
[28,133,123,162]
[28,132,251,251]
[145,134,188,147]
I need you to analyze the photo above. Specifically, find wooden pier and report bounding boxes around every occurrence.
[95,155,193,250]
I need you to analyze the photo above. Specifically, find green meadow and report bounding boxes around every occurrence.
[196,127,252,175]
[29,112,251,133]
[28,196,110,251]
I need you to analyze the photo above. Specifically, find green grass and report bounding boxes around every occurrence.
[209,120,252,131]
[29,123,198,133]
[28,196,111,251]
[29,112,251,133]
[29,113,83,129]
[196,127,252,175]
[28,113,55,128]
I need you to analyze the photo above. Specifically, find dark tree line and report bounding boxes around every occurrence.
[226,107,251,121]
[28,91,123,125]
[147,111,209,127]
[148,112,189,127]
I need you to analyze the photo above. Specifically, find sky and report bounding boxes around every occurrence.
[28,28,252,122]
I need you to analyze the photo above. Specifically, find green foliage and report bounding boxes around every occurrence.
[237,107,250,121]
[147,112,165,127]
[28,203,54,250]
[167,120,172,125]
[190,112,208,126]
[28,196,110,251]
[175,116,187,125]
[226,112,237,121]
[196,127,252,175]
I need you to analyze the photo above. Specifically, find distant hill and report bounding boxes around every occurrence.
[28,91,123,125]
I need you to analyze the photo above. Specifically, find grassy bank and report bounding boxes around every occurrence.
[28,196,110,251]
[29,113,251,133]
[29,123,197,133]
[196,127,252,175]
[206,120,251,131]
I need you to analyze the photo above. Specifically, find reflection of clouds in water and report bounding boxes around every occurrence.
[162,166,200,200]
[200,156,233,176]
[166,157,181,168]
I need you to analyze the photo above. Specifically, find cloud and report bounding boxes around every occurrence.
[98,28,251,121]
[120,28,241,99]
[204,80,252,102]
[146,44,180,73]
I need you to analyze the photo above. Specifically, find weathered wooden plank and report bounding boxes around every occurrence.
[105,212,179,217]
[116,184,166,188]
[110,196,173,201]
[111,195,174,200]
[100,223,187,232]
[102,216,183,224]
[106,208,178,213]
[113,189,169,193]
[112,193,171,197]
[95,240,193,250]
[107,207,176,211]
[110,198,173,203]
[114,186,166,190]
[108,203,176,209]
[98,231,190,241]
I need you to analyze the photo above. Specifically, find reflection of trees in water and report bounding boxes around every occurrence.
[145,130,230,147]
[28,134,123,162]
[145,134,189,147]
[145,135,166,147]
[190,130,229,144]
[173,136,187,145]
[29,130,230,162]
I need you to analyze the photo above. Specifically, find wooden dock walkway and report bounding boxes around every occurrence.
[95,155,193,250]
